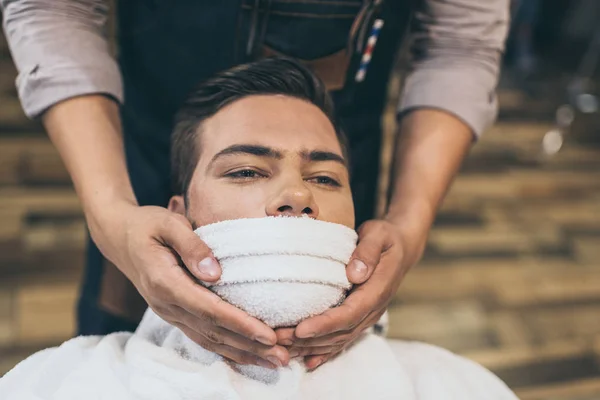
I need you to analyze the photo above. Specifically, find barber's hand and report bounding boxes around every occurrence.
[93,203,290,369]
[275,219,414,370]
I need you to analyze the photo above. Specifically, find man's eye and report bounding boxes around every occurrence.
[226,169,263,179]
[310,176,341,187]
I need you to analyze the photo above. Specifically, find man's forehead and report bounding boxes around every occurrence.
[199,96,342,159]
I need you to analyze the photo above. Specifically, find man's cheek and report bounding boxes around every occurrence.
[316,195,354,228]
[187,192,224,226]
[191,184,269,223]
[210,195,267,221]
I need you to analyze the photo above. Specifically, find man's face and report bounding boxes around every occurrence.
[168,95,355,229]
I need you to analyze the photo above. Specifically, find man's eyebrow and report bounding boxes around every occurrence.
[302,150,346,166]
[210,144,283,165]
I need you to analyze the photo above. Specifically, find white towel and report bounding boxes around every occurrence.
[0,217,518,400]
[195,216,356,327]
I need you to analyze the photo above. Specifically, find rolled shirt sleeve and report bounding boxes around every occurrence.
[1,0,122,118]
[398,0,510,137]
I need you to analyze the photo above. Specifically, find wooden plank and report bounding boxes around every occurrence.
[0,147,21,185]
[15,281,78,345]
[428,226,537,254]
[23,220,86,253]
[483,122,554,146]
[387,301,492,353]
[447,172,600,202]
[523,305,600,346]
[517,377,600,400]
[489,312,532,348]
[0,32,8,54]
[465,340,589,371]
[0,96,29,127]
[397,259,596,304]
[0,60,17,96]
[512,201,600,227]
[572,237,600,266]
[493,270,600,308]
[0,188,81,213]
[22,249,84,276]
[0,288,15,347]
[0,208,24,241]
[0,137,70,186]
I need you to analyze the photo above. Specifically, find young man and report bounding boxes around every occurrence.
[165,57,358,366]
[0,57,517,400]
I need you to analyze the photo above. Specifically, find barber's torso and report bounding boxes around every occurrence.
[118,0,369,109]
[116,0,412,180]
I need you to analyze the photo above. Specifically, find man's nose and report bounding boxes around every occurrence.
[265,180,319,218]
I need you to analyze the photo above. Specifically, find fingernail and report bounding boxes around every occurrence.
[299,332,316,339]
[197,257,219,278]
[310,358,325,370]
[256,336,273,346]
[267,356,283,368]
[289,349,300,358]
[351,259,368,280]
[257,358,277,369]
[279,339,293,346]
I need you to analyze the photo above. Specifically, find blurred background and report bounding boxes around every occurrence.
[1,1,600,399]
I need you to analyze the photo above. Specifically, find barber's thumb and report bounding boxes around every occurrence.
[192,255,222,283]
[184,240,222,283]
[161,215,222,282]
[346,258,371,284]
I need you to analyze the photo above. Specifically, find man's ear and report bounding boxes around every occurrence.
[168,195,186,215]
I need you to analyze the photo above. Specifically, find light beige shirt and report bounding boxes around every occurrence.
[1,0,509,137]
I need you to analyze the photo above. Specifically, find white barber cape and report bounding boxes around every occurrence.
[0,309,517,400]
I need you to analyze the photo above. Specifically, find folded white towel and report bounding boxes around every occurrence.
[0,217,518,400]
[195,216,357,327]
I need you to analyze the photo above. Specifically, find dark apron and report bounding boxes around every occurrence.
[78,0,414,335]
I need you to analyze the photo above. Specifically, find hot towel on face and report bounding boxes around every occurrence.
[195,216,357,327]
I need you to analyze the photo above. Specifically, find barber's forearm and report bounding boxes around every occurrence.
[42,95,137,221]
[385,109,472,266]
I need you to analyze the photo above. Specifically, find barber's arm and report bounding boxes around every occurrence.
[2,0,287,368]
[279,0,510,369]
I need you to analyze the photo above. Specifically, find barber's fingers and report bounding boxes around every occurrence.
[304,349,344,371]
[142,254,279,349]
[289,344,344,359]
[174,307,289,366]
[294,272,392,340]
[143,262,283,364]
[281,310,384,350]
[159,213,222,283]
[172,283,278,347]
[275,327,296,346]
[175,323,279,369]
[136,244,201,308]
[294,289,371,339]
[279,330,355,348]
[301,318,383,370]
[213,327,290,367]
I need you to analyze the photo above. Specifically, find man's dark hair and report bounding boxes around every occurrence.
[170,57,348,197]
